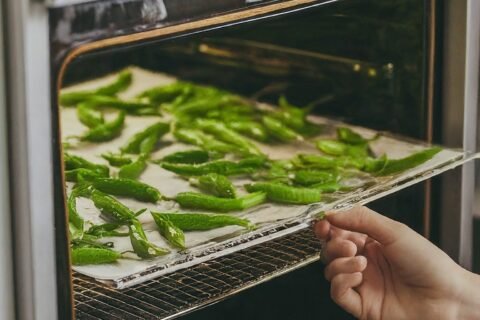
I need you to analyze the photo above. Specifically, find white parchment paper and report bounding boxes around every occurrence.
[61,67,466,286]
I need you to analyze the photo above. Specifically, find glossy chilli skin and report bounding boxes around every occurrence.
[121,122,170,154]
[161,157,266,176]
[101,152,132,167]
[90,189,136,223]
[151,212,254,231]
[118,155,148,179]
[159,150,210,164]
[64,152,110,176]
[59,70,132,107]
[151,213,186,249]
[77,101,105,128]
[129,219,169,258]
[92,178,162,203]
[81,111,126,142]
[175,191,267,212]
[190,173,236,198]
[71,247,122,266]
[245,182,322,205]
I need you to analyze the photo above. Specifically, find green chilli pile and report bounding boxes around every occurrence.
[62,69,441,266]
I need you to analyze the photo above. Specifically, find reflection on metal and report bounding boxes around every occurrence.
[56,0,330,90]
[459,0,480,269]
[141,0,168,23]
[192,38,386,79]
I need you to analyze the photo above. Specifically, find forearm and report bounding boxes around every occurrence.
[456,269,480,320]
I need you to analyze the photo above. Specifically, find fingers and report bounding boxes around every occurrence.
[327,206,406,246]
[322,238,357,263]
[324,256,367,281]
[314,220,368,254]
[314,219,331,240]
[330,272,363,318]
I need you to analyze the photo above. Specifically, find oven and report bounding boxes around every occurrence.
[1,0,479,319]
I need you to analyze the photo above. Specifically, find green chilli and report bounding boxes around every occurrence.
[71,247,122,265]
[121,122,170,154]
[118,155,148,180]
[64,153,110,176]
[189,173,236,198]
[80,111,125,142]
[175,191,266,212]
[60,69,133,107]
[151,212,254,231]
[90,189,136,223]
[92,178,161,203]
[161,157,266,176]
[77,102,104,128]
[151,212,185,249]
[245,182,322,204]
[101,152,133,167]
[196,119,262,155]
[374,147,442,176]
[262,116,302,142]
[158,150,210,164]
[129,219,169,258]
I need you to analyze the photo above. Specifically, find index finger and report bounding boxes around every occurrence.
[326,206,404,246]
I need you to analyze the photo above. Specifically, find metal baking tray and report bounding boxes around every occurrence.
[61,67,476,288]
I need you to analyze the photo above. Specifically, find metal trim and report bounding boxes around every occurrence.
[459,0,480,268]
[4,0,59,319]
[56,0,330,90]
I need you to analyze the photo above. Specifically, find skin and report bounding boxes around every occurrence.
[314,206,480,320]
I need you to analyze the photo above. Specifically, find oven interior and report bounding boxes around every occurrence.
[60,1,435,318]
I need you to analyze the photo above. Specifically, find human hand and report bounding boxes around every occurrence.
[314,206,480,320]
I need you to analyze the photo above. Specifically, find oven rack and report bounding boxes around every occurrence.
[73,227,320,319]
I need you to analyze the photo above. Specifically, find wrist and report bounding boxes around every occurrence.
[456,268,480,320]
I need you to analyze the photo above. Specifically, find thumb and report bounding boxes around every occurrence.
[326,206,405,245]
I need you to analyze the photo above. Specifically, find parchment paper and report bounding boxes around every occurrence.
[61,67,466,287]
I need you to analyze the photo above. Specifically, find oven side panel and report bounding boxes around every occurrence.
[4,0,69,319]
[439,0,479,269]
[0,1,15,319]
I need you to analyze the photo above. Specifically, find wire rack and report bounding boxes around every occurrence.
[73,227,321,320]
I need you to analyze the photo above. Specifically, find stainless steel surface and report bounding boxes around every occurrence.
[73,228,321,320]
[459,0,480,269]
[4,0,58,319]
[440,0,478,268]
[0,1,15,319]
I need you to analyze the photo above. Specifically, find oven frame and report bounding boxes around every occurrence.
[1,0,478,319]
